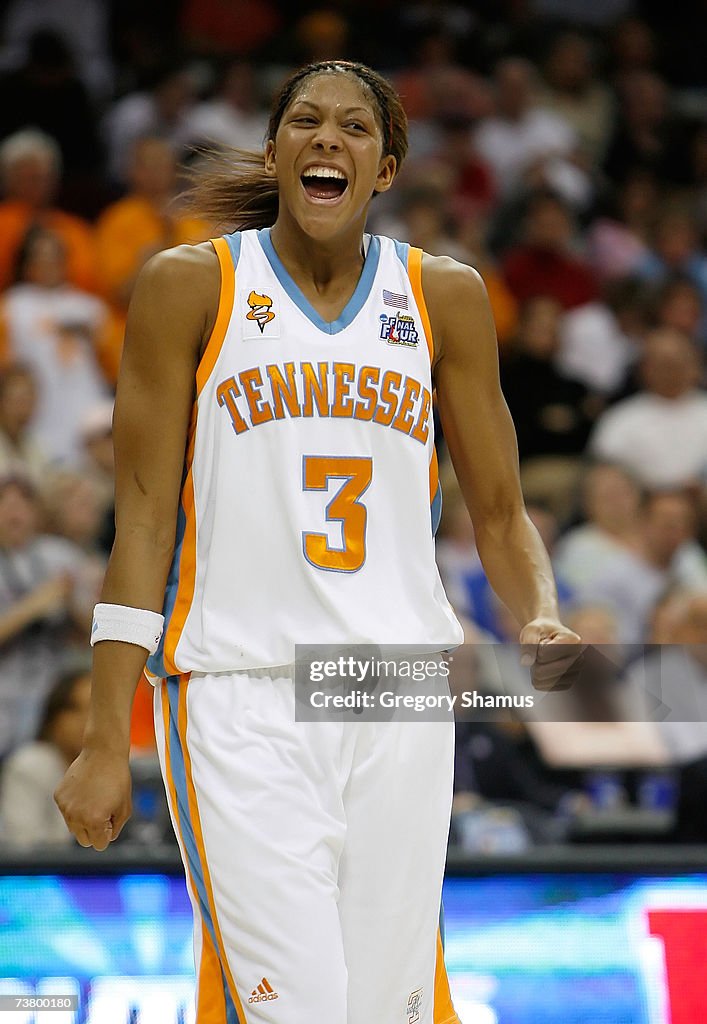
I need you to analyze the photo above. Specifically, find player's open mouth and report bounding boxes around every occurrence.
[300,166,349,203]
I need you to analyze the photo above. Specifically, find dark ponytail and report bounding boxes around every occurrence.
[184,60,408,233]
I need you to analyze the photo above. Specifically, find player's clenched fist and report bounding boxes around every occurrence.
[520,618,583,691]
[54,749,132,852]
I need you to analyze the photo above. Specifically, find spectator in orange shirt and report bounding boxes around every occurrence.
[0,129,97,294]
[94,137,209,380]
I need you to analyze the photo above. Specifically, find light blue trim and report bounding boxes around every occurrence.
[431,480,443,536]
[393,238,409,269]
[223,231,242,268]
[166,679,242,1024]
[146,503,187,678]
[257,228,381,335]
[224,979,240,1024]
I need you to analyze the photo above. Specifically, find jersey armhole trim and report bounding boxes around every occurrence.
[196,236,236,396]
[407,246,434,365]
[393,238,409,268]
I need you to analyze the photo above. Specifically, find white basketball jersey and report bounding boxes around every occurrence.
[147,229,463,677]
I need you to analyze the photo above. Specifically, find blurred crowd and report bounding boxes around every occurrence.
[0,0,706,851]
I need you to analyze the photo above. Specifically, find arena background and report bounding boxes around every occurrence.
[0,1,706,1021]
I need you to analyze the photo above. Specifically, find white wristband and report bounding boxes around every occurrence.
[91,603,165,655]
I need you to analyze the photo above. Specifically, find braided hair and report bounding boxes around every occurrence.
[185,61,408,232]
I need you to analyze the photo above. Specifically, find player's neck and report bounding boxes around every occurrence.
[269,217,366,291]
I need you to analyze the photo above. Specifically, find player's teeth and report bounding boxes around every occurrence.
[302,168,346,179]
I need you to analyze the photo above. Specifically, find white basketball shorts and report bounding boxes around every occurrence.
[153,666,461,1024]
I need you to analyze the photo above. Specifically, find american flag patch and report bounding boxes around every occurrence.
[383,289,408,309]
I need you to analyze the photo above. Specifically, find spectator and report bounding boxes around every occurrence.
[0,30,102,191]
[474,58,581,201]
[180,0,281,58]
[603,70,690,186]
[292,9,351,64]
[637,206,707,307]
[0,129,97,293]
[95,137,209,378]
[453,714,581,846]
[563,603,619,646]
[654,593,707,770]
[653,274,706,347]
[0,227,112,466]
[44,469,106,554]
[583,490,707,644]
[501,190,598,310]
[0,667,91,848]
[0,364,50,490]
[102,61,197,185]
[178,59,266,155]
[393,30,491,124]
[42,469,107,647]
[500,296,598,462]
[0,476,87,759]
[0,0,112,100]
[609,17,657,83]
[647,585,695,643]
[554,462,643,592]
[586,170,657,283]
[456,217,518,347]
[538,30,614,164]
[410,116,496,223]
[623,593,707,842]
[589,328,707,489]
[556,276,648,396]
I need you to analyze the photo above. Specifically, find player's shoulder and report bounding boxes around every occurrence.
[419,251,486,307]
[139,241,220,292]
[417,251,492,366]
[132,241,221,323]
[125,242,223,352]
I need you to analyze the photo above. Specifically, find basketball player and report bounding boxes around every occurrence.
[55,61,580,1024]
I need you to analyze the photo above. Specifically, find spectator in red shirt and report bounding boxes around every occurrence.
[502,189,598,309]
[180,0,281,58]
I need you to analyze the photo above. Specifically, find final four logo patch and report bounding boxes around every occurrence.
[379,312,419,348]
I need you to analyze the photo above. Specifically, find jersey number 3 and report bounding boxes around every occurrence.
[302,455,373,573]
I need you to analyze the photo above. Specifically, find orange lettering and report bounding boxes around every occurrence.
[216,377,249,434]
[238,367,273,426]
[353,365,380,420]
[411,386,431,444]
[331,362,355,417]
[392,375,421,435]
[301,361,330,417]
[373,370,402,426]
[267,362,301,419]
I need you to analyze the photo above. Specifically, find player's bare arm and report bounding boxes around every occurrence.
[54,242,220,849]
[426,254,581,685]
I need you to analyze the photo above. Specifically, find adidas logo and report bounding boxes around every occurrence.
[248,977,279,1003]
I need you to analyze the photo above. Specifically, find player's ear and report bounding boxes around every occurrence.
[374,154,396,195]
[264,140,277,178]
